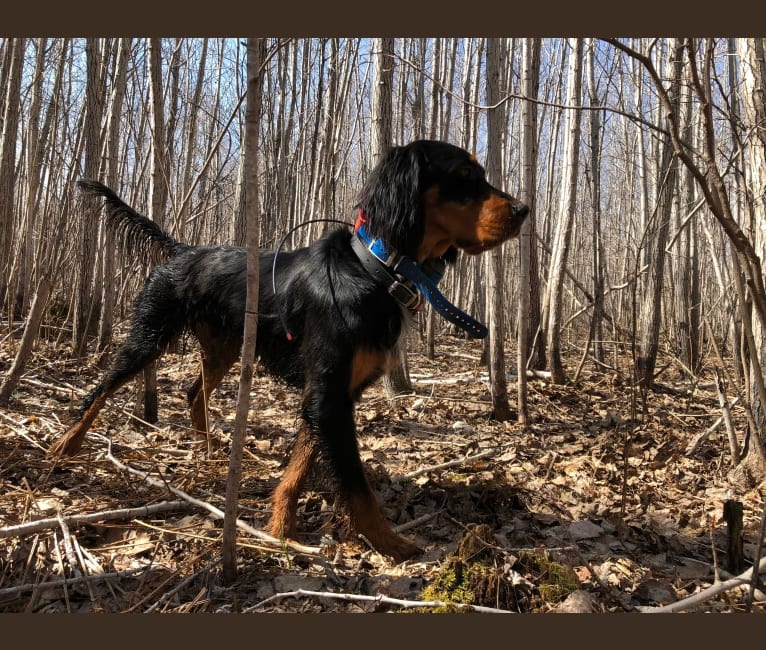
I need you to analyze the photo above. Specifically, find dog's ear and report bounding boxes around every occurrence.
[356,143,427,258]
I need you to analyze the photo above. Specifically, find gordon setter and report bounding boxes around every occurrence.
[50,140,529,561]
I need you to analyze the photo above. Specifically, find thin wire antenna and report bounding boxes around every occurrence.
[271,219,352,341]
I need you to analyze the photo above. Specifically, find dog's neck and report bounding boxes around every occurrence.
[352,210,488,339]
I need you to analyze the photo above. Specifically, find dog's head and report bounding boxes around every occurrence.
[356,140,529,264]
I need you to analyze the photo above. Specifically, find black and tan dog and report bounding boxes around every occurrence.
[50,140,528,561]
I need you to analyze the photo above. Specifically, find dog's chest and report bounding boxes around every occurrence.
[349,347,397,397]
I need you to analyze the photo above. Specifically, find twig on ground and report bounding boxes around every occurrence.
[56,511,82,578]
[0,567,149,600]
[70,533,97,601]
[244,588,513,613]
[98,438,322,556]
[0,500,194,540]
[640,555,766,613]
[147,557,221,614]
[685,396,740,457]
[402,442,515,479]
[392,511,439,534]
[52,531,71,613]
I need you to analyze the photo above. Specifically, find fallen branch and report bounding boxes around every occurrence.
[0,500,194,540]
[144,557,222,613]
[685,397,740,457]
[392,511,439,534]
[99,440,322,556]
[640,555,766,613]
[0,567,148,599]
[402,442,515,480]
[0,411,49,452]
[244,587,512,613]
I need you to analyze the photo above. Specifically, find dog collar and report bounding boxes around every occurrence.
[353,211,488,339]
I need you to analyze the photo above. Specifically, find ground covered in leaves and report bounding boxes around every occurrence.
[1,329,765,613]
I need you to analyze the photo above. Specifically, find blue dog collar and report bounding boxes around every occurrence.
[354,220,488,339]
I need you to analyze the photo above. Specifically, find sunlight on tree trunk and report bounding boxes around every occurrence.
[222,37,267,585]
[546,39,584,385]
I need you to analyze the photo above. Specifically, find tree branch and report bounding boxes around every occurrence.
[0,500,193,540]
[245,587,513,614]
[640,556,766,613]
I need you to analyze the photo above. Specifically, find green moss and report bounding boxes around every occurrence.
[420,558,475,612]
[417,526,580,613]
[518,551,579,603]
[418,525,516,612]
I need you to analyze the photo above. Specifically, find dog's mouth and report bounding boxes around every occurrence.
[457,239,494,255]
[457,206,529,255]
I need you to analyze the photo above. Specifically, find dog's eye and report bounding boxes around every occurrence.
[458,166,473,179]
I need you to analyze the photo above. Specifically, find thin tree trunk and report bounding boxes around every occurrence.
[0,38,25,307]
[222,36,266,585]
[371,37,411,396]
[546,38,584,384]
[97,37,130,360]
[585,38,605,370]
[0,277,51,404]
[371,38,393,162]
[177,38,208,242]
[17,39,47,315]
[140,37,169,424]
[517,37,540,425]
[72,38,105,357]
[485,37,511,420]
[633,39,681,390]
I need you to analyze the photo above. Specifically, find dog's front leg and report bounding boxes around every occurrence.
[302,384,421,563]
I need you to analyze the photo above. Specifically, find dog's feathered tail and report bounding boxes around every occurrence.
[78,179,187,263]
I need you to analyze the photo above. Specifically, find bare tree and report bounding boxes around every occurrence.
[371,38,412,396]
[485,37,512,420]
[222,37,267,584]
[608,37,766,480]
[139,37,170,424]
[371,38,394,162]
[177,38,208,242]
[517,37,541,425]
[546,38,584,384]
[0,38,25,307]
[72,38,106,357]
[634,39,682,392]
[97,37,130,359]
[578,38,606,374]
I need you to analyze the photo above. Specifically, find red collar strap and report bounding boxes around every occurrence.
[354,209,367,233]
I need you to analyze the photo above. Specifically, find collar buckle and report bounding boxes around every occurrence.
[388,279,422,312]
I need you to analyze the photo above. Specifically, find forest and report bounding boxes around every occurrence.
[1,37,766,613]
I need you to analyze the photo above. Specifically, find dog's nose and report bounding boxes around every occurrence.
[514,203,529,219]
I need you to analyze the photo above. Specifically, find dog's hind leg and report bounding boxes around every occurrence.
[187,326,240,435]
[50,276,184,456]
[50,344,168,456]
[267,422,319,539]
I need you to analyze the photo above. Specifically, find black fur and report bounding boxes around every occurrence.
[51,140,529,561]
